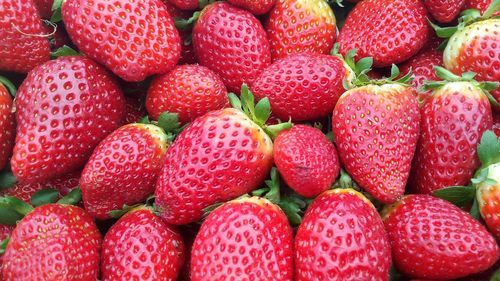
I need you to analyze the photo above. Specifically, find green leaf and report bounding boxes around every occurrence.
[277,195,304,226]
[0,207,24,225]
[0,197,33,217]
[0,76,17,97]
[428,20,458,39]
[470,196,481,221]
[0,170,16,190]
[355,57,373,75]
[491,267,500,281]
[477,130,500,168]
[389,64,400,80]
[0,237,9,254]
[254,97,271,126]
[139,115,150,124]
[202,202,224,218]
[483,0,500,18]
[264,167,281,204]
[432,186,475,207]
[174,11,200,31]
[228,93,242,111]
[30,189,59,207]
[265,120,293,140]
[51,45,79,58]
[434,66,462,81]
[109,204,141,219]
[240,84,256,119]
[157,112,181,133]
[57,187,82,205]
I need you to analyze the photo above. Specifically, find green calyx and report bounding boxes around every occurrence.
[51,0,64,23]
[0,197,33,225]
[0,237,9,255]
[356,64,412,88]
[50,45,80,59]
[109,195,156,219]
[0,76,17,98]
[174,11,200,31]
[143,112,185,143]
[0,168,16,190]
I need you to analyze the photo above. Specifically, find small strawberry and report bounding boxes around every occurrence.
[123,96,146,125]
[168,0,198,10]
[382,195,499,279]
[80,123,168,220]
[0,78,15,171]
[0,0,50,73]
[61,0,181,82]
[296,188,391,280]
[228,0,276,15]
[337,0,430,67]
[424,0,465,23]
[101,207,185,280]
[146,64,229,124]
[191,197,294,281]
[11,56,125,184]
[266,0,336,60]
[192,2,271,92]
[274,125,340,198]
[398,49,443,100]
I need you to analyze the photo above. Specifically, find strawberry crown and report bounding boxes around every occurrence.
[0,76,16,98]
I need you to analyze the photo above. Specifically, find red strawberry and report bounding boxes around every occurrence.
[123,96,146,125]
[11,56,125,184]
[228,0,276,15]
[333,83,420,203]
[424,0,465,23]
[0,79,15,171]
[0,224,14,281]
[168,0,198,10]
[274,125,340,198]
[296,189,391,280]
[191,197,294,281]
[62,0,181,82]
[33,0,53,18]
[494,112,500,136]
[338,0,430,67]
[0,0,50,73]
[192,2,271,92]
[146,64,229,123]
[101,207,185,280]
[382,195,499,279]
[266,0,336,60]
[399,49,443,100]
[477,162,500,238]
[80,124,168,220]
[3,204,102,280]
[252,53,353,121]
[464,0,494,14]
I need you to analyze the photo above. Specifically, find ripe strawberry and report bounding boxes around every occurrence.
[399,49,443,100]
[163,1,197,65]
[192,2,271,92]
[33,0,53,18]
[102,207,185,280]
[168,0,198,10]
[0,79,15,171]
[382,195,499,279]
[424,0,465,23]
[0,0,50,73]
[11,56,125,184]
[146,64,229,123]
[80,124,168,220]
[3,204,102,280]
[337,0,430,67]
[296,189,391,280]
[191,197,294,281]
[274,125,340,198]
[333,82,420,203]
[494,113,500,136]
[123,96,146,125]
[464,0,494,14]
[0,224,14,280]
[252,52,353,121]
[228,0,276,15]
[61,0,181,82]
[266,0,336,60]
[477,163,500,238]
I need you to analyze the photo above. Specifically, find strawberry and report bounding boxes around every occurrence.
[33,0,53,18]
[146,64,229,124]
[192,2,271,92]
[61,0,181,82]
[0,224,14,280]
[228,0,276,15]
[464,0,494,14]
[251,52,353,121]
[477,162,500,238]
[168,0,198,10]
[0,0,50,73]
[424,0,465,23]
[163,1,198,65]
[266,0,336,60]
[399,49,443,100]
[274,125,340,198]
[123,96,146,125]
[337,0,430,67]
[80,124,168,220]
[11,56,125,184]
[191,197,294,281]
[332,72,420,203]
[409,68,494,194]
[0,78,15,171]
[494,112,500,136]
[101,207,185,280]
[295,189,391,280]
[382,195,499,279]
[2,203,102,280]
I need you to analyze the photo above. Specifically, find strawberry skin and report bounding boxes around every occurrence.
[146,65,229,123]
[409,82,493,194]
[0,83,14,171]
[168,0,198,10]
[333,84,420,203]
[383,195,499,279]
[266,0,336,60]
[464,0,494,14]
[154,108,273,225]
[494,113,500,136]
[424,0,465,23]
[399,50,443,98]
[477,163,500,238]
[2,204,102,280]
[274,125,340,198]
[296,189,391,280]
[81,124,168,220]
[192,2,271,92]
[62,0,181,82]
[338,0,430,67]
[0,0,50,73]
[228,0,276,15]
[123,96,146,125]
[11,56,125,184]
[191,197,294,281]
[33,0,53,18]
[0,224,14,281]
[252,53,353,121]
[102,208,185,280]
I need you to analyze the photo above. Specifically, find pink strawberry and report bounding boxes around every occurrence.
[0,78,15,171]
[228,0,276,15]
[424,0,465,23]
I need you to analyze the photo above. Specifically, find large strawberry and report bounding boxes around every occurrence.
[0,0,50,73]
[191,197,294,281]
[382,195,499,279]
[228,0,276,15]
[424,0,465,23]
[11,56,125,184]
[61,0,181,82]
[101,207,185,280]
[266,0,336,60]
[296,189,391,280]
[399,49,443,100]
[251,52,353,121]
[0,78,15,171]
[337,0,430,67]
[192,2,271,92]
[146,64,229,124]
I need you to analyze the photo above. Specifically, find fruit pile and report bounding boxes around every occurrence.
[0,0,499,280]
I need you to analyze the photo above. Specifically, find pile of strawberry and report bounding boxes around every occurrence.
[0,0,499,279]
